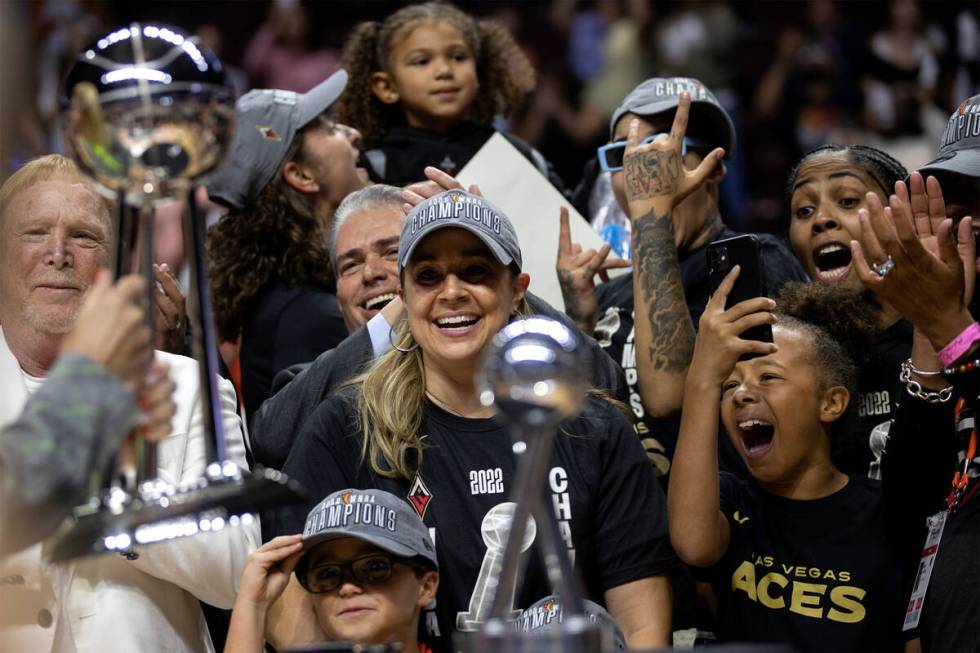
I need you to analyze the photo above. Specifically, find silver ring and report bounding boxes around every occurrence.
[168,317,182,332]
[872,255,895,278]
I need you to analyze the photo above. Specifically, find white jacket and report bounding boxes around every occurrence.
[0,329,260,652]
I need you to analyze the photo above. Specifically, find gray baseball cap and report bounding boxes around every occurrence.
[515,596,626,650]
[207,69,349,210]
[610,77,736,158]
[398,190,522,273]
[295,488,438,580]
[920,94,980,180]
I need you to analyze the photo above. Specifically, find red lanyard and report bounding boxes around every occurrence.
[947,397,979,512]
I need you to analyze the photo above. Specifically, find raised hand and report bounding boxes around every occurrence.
[400,166,483,214]
[622,92,725,218]
[850,177,975,350]
[688,266,778,387]
[555,206,630,334]
[236,535,305,608]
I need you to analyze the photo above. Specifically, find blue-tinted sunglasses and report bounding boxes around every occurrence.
[597,135,712,173]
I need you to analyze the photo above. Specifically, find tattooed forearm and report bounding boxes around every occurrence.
[624,149,681,201]
[632,209,695,371]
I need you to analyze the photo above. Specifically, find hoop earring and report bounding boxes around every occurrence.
[389,326,419,353]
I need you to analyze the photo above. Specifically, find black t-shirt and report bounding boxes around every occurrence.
[698,474,910,652]
[277,392,677,652]
[835,319,912,479]
[593,227,808,479]
[363,122,567,194]
[240,280,348,422]
[882,374,980,653]
[921,495,980,652]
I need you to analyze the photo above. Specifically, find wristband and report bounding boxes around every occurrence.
[938,321,980,367]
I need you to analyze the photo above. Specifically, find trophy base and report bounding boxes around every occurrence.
[46,464,307,562]
[456,617,612,653]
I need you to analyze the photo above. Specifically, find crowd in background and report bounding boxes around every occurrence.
[7,0,980,232]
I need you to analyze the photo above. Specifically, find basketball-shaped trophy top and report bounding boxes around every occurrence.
[61,23,235,200]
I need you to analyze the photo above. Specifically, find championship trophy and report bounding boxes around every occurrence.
[47,23,306,562]
[457,317,616,653]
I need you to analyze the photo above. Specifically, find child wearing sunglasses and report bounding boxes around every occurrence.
[225,488,439,653]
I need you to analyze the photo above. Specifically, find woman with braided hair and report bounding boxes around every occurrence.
[336,2,565,191]
[786,144,913,478]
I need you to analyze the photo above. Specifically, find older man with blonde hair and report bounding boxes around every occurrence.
[0,155,258,652]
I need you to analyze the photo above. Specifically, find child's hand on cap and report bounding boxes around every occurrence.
[236,534,305,608]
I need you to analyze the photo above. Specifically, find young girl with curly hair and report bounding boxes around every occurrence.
[337,2,563,189]
[669,278,920,651]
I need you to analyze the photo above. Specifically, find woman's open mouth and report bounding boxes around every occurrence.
[812,242,852,283]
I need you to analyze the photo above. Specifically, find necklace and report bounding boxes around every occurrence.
[425,390,493,419]
[425,390,467,417]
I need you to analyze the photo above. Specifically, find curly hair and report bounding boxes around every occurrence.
[786,144,909,203]
[336,1,536,147]
[775,281,884,398]
[207,129,334,343]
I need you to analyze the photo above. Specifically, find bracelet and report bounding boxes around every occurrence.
[944,358,980,375]
[903,359,945,377]
[900,360,954,403]
[937,321,980,367]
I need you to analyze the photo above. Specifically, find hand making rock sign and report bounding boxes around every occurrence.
[622,91,726,219]
[555,205,630,335]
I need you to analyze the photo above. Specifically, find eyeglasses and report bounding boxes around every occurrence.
[299,554,426,594]
[597,135,712,172]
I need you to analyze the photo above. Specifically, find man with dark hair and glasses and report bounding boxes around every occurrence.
[225,488,439,653]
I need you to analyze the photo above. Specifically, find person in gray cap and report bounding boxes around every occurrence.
[225,488,439,653]
[918,93,980,232]
[206,69,371,421]
[271,189,677,652]
[247,173,628,474]
[559,79,806,477]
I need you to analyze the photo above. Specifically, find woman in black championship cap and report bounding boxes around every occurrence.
[269,189,677,652]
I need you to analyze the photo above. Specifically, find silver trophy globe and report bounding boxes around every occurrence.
[458,318,615,653]
[48,23,306,562]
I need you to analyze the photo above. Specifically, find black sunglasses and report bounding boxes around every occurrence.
[300,554,426,594]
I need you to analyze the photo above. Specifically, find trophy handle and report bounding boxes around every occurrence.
[183,185,227,463]
[100,192,158,493]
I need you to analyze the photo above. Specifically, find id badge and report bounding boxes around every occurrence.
[903,510,947,631]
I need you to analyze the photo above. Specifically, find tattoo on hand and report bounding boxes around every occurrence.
[557,268,585,323]
[624,149,681,201]
[632,210,695,371]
